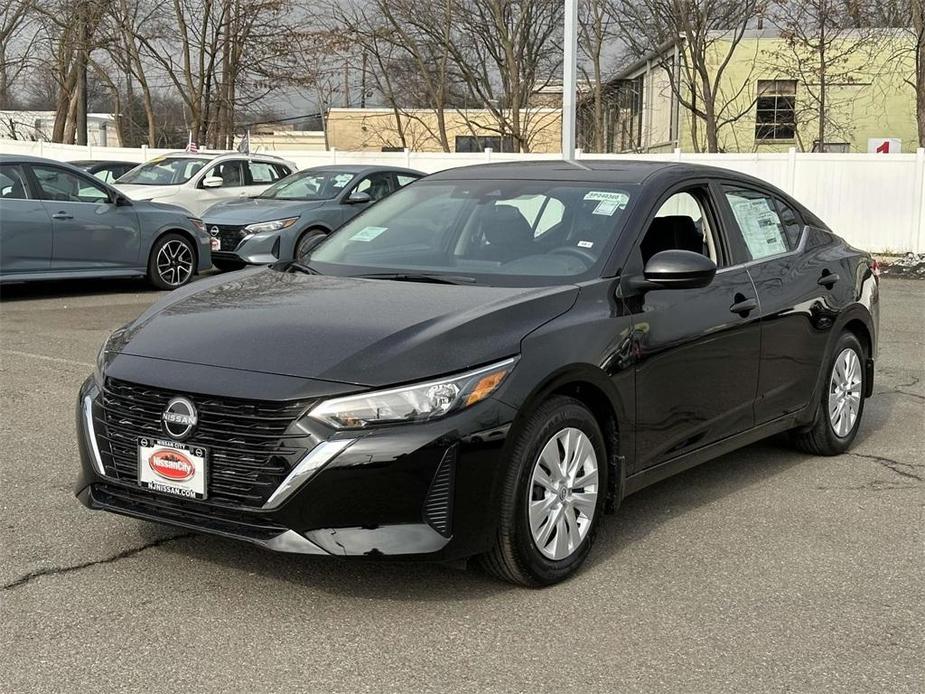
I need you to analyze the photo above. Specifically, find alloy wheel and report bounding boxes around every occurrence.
[828,347,862,437]
[156,240,194,287]
[527,427,599,561]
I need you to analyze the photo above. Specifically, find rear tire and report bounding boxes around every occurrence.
[790,331,866,455]
[148,233,196,290]
[478,396,608,587]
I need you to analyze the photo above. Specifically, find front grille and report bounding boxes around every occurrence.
[92,483,288,540]
[212,225,247,252]
[94,378,310,508]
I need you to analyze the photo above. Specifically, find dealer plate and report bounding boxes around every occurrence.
[138,438,208,500]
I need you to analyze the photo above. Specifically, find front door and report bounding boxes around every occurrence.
[29,164,141,270]
[624,186,761,471]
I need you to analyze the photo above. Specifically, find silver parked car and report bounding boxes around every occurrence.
[0,155,211,289]
[202,165,423,270]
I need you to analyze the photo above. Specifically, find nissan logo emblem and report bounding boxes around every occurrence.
[162,397,198,440]
[210,226,220,237]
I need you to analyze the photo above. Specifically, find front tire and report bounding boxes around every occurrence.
[790,331,866,455]
[478,396,608,586]
[294,228,327,261]
[148,233,196,290]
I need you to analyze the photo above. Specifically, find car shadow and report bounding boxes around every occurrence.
[0,270,220,302]
[155,436,817,602]
[0,277,162,301]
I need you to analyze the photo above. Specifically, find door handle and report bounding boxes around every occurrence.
[729,296,758,316]
[818,271,840,288]
[52,212,73,220]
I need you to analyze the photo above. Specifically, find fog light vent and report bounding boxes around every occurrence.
[272,237,281,258]
[423,446,456,537]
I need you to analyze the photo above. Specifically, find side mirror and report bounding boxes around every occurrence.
[115,195,133,206]
[346,191,372,204]
[628,249,717,292]
[202,176,224,189]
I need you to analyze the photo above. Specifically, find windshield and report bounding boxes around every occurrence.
[116,157,210,185]
[308,180,635,286]
[258,170,357,200]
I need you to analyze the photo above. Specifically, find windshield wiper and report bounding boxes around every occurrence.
[356,272,476,285]
[281,260,321,275]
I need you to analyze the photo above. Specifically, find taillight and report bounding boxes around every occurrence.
[869,258,881,279]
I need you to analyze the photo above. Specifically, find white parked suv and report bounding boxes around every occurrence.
[114,152,296,216]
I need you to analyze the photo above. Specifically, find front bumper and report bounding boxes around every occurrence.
[209,225,292,266]
[75,376,516,560]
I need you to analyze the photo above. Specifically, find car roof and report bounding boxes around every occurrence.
[426,159,742,184]
[68,160,136,167]
[297,164,425,175]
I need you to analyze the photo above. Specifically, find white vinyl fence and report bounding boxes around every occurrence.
[3,138,923,253]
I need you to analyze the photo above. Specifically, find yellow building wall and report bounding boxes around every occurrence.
[677,33,918,153]
[326,108,562,153]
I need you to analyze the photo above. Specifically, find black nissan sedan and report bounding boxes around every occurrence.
[76,161,879,586]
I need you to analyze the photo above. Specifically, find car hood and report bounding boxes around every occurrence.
[202,198,326,225]
[111,268,578,387]
[114,184,180,201]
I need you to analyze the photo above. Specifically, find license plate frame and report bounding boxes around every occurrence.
[137,437,208,500]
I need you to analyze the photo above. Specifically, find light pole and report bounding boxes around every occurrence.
[561,0,578,159]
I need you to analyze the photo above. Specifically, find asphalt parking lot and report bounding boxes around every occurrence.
[1,276,922,694]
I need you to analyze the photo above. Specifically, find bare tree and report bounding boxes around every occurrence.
[577,0,616,152]
[615,0,763,152]
[770,0,884,151]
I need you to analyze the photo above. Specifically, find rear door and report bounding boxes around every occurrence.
[626,183,762,471]
[719,185,837,422]
[0,162,53,273]
[28,164,141,270]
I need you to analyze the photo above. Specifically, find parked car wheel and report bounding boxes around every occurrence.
[790,331,866,455]
[295,228,327,261]
[479,396,608,586]
[148,232,196,290]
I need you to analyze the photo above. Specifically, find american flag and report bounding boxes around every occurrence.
[185,131,198,153]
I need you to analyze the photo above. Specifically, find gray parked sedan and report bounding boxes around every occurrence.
[0,155,211,289]
[202,164,423,270]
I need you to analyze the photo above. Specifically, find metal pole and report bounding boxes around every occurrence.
[562,0,578,159]
[76,0,88,147]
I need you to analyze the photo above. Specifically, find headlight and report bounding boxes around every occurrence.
[188,217,206,234]
[307,357,517,429]
[244,217,299,234]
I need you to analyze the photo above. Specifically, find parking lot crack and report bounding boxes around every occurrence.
[1,533,194,591]
[850,453,924,482]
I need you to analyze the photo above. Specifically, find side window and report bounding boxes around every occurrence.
[93,169,114,183]
[0,164,30,199]
[204,161,244,188]
[640,189,718,265]
[723,187,790,260]
[31,165,109,203]
[247,161,281,185]
[353,172,394,202]
[395,174,419,188]
[272,164,292,179]
[774,198,804,248]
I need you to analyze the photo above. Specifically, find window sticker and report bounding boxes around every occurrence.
[592,201,620,216]
[583,191,629,208]
[728,196,788,258]
[351,226,388,242]
[332,174,353,188]
[577,240,594,248]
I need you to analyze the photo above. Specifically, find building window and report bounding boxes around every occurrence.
[755,79,796,141]
[455,135,515,153]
